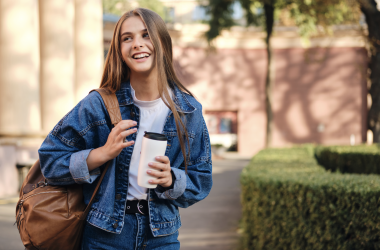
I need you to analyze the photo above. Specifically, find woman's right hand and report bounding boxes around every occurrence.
[87,120,138,171]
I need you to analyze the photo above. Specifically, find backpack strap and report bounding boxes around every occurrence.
[90,88,122,125]
[81,88,122,220]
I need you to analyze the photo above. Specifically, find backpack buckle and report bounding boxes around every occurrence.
[37,180,47,188]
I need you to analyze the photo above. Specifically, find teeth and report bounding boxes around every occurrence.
[133,53,149,59]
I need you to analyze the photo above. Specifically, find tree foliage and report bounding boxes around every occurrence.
[136,0,166,18]
[279,0,360,37]
[205,0,237,43]
[103,0,131,16]
[205,0,360,42]
[102,0,165,18]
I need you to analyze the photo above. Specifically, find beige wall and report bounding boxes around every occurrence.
[0,0,103,137]
[0,0,41,136]
[0,0,103,197]
[75,0,103,103]
[39,0,75,132]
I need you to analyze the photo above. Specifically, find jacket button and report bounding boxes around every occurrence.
[116,194,122,200]
[131,111,135,117]
[113,223,118,229]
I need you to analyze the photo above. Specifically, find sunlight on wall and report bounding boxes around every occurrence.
[75,0,103,103]
[40,0,75,132]
[0,0,41,134]
[286,101,311,138]
[29,103,42,133]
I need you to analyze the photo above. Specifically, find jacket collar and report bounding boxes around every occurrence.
[117,81,196,114]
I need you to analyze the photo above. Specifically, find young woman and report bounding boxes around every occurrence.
[38,8,212,250]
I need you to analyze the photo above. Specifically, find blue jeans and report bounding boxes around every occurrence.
[81,213,180,250]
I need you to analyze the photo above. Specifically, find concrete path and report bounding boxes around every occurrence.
[0,202,23,249]
[0,159,249,250]
[178,159,249,250]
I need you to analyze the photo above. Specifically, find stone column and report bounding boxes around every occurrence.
[0,0,41,136]
[74,0,103,103]
[39,0,75,132]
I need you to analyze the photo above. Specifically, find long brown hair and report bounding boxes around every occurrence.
[100,8,193,173]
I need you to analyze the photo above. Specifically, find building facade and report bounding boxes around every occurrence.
[169,24,368,156]
[0,0,369,197]
[104,1,368,157]
[0,0,103,197]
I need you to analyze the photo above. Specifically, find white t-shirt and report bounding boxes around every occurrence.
[127,86,170,200]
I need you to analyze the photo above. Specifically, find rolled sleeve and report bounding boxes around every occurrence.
[155,167,186,200]
[69,149,101,184]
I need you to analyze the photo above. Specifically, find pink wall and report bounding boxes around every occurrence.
[173,46,367,156]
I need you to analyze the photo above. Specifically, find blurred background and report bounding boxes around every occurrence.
[0,0,379,249]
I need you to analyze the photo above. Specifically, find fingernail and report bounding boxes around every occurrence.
[149,180,153,183]
[148,163,153,166]
[147,170,151,174]
[156,156,160,160]
[133,121,137,125]
[133,128,137,131]
[130,141,135,144]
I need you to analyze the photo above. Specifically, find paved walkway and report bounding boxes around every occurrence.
[178,159,249,250]
[0,202,23,249]
[0,158,249,250]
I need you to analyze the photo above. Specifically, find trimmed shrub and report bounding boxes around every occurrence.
[240,147,380,250]
[315,145,380,174]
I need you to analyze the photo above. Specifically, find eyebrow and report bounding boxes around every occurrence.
[121,29,147,36]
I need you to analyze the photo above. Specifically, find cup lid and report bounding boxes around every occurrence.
[144,131,167,141]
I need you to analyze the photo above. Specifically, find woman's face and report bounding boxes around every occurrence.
[120,16,155,75]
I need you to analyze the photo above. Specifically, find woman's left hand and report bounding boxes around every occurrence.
[147,156,172,188]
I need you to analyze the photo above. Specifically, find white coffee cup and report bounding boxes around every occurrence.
[138,131,168,188]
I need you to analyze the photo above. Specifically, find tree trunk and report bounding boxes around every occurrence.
[264,3,275,148]
[360,0,380,142]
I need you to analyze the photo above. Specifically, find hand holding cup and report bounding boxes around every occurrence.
[147,156,172,188]
[137,132,168,188]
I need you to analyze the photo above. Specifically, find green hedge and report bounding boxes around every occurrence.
[315,145,380,174]
[240,147,380,250]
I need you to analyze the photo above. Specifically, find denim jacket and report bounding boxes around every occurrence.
[38,81,213,237]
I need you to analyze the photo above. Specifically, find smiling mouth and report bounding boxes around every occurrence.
[132,53,150,59]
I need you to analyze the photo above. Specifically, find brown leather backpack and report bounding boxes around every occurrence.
[15,89,122,250]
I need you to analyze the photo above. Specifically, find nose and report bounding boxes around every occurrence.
[132,36,143,49]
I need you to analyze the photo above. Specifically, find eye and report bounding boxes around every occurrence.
[123,36,132,42]
[143,32,150,38]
